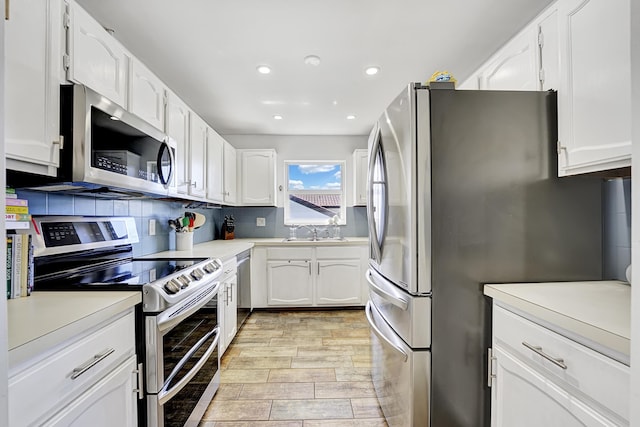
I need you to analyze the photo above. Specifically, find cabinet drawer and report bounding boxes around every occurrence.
[9,310,136,426]
[493,305,629,422]
[315,246,361,259]
[267,247,313,260]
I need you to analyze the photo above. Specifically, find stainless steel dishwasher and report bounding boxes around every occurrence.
[236,249,252,329]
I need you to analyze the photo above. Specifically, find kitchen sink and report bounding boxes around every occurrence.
[281,237,349,242]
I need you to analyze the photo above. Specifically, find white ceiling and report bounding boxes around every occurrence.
[76,0,554,136]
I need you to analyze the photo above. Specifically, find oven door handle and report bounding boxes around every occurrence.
[157,325,220,406]
[157,281,221,333]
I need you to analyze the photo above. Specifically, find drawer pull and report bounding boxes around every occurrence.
[522,342,567,370]
[71,348,115,379]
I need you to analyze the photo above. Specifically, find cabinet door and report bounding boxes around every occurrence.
[42,356,138,427]
[267,260,313,306]
[67,0,129,107]
[188,114,208,198]
[491,345,617,427]
[479,28,540,91]
[353,149,368,206]
[223,141,238,205]
[129,58,166,130]
[240,150,276,206]
[206,129,225,203]
[316,259,362,305]
[224,276,238,347]
[166,91,190,196]
[5,0,64,177]
[557,0,631,176]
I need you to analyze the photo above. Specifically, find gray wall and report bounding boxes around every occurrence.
[603,178,631,281]
[15,177,628,278]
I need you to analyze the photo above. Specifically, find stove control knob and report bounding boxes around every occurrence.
[190,268,204,280]
[203,263,217,274]
[178,275,190,288]
[164,279,181,294]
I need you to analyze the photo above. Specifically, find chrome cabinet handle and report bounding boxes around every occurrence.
[71,348,115,379]
[133,363,144,400]
[308,261,311,275]
[522,342,567,369]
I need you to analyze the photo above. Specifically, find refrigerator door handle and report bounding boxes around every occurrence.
[365,301,408,362]
[367,124,385,264]
[366,269,409,311]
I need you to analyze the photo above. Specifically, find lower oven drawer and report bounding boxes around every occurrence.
[366,301,430,427]
[9,310,136,426]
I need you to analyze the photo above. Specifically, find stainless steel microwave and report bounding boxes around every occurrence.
[22,84,176,198]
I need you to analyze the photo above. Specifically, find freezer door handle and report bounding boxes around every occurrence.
[366,269,409,311]
[365,301,408,362]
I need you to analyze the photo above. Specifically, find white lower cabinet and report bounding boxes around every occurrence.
[258,245,367,308]
[490,305,629,427]
[315,259,361,306]
[9,309,139,427]
[221,274,238,352]
[267,260,314,306]
[42,355,138,427]
[218,258,239,354]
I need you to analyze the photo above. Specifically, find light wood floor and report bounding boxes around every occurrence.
[199,309,388,426]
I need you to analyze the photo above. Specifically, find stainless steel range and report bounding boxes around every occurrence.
[31,216,223,427]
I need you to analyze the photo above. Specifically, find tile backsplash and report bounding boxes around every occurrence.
[603,178,631,281]
[220,206,368,239]
[17,190,222,257]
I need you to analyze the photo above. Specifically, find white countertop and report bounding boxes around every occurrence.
[484,281,630,359]
[7,291,141,370]
[139,237,368,261]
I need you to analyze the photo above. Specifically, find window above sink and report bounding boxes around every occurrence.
[284,161,346,226]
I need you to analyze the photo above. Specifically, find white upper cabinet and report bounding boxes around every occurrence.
[5,0,65,177]
[238,149,277,206]
[556,0,631,176]
[206,128,225,203]
[459,5,558,91]
[65,0,129,108]
[478,28,540,91]
[352,149,368,206]
[129,58,166,131]
[165,90,190,196]
[188,114,208,199]
[223,141,238,205]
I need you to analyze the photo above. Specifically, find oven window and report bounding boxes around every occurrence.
[162,297,219,427]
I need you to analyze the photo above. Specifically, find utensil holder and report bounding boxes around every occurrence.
[176,232,194,251]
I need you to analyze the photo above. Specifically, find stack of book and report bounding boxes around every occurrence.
[6,234,34,299]
[5,189,34,299]
[6,188,31,230]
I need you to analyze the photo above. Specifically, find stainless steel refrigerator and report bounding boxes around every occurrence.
[365,83,603,427]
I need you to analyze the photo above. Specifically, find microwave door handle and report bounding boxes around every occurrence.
[157,140,175,188]
[157,326,220,405]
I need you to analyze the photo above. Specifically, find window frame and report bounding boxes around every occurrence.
[283,160,347,226]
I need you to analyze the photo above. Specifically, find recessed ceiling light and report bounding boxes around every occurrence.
[273,115,283,120]
[257,65,271,74]
[332,100,338,106]
[365,66,380,76]
[346,115,356,120]
[304,55,321,66]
